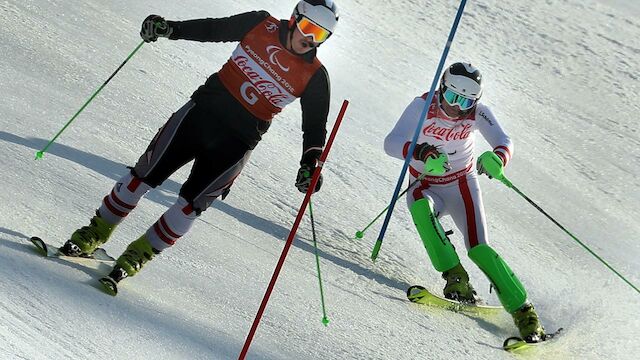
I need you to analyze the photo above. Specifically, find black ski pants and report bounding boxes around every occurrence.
[132,101,252,213]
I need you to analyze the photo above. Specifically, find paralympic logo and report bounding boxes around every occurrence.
[266,45,290,72]
[265,21,278,33]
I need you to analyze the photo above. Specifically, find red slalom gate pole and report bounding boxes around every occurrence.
[238,100,349,359]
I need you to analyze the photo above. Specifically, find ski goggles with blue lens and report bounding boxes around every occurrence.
[442,87,477,110]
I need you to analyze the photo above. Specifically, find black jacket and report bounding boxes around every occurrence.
[167,11,330,153]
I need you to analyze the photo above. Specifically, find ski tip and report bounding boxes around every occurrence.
[99,277,118,296]
[407,285,427,302]
[29,236,48,256]
[29,236,44,244]
[503,328,564,351]
[503,336,526,351]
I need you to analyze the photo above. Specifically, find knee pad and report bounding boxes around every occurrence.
[468,244,527,313]
[410,198,459,272]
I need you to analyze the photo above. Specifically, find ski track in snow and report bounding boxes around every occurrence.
[1,0,639,359]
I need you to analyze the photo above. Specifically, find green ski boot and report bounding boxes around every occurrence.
[60,211,116,256]
[442,263,478,303]
[100,235,159,296]
[114,235,159,277]
[512,302,546,342]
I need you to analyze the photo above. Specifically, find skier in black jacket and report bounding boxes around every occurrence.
[60,0,340,294]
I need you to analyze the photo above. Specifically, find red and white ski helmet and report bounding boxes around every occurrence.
[291,0,339,42]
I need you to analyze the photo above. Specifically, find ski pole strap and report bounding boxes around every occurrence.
[506,180,639,295]
[35,40,146,160]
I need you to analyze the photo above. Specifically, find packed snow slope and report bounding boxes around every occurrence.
[1,0,638,359]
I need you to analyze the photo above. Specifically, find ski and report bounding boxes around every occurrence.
[98,276,119,296]
[29,236,115,262]
[407,285,502,316]
[29,236,124,295]
[98,267,128,296]
[28,236,115,271]
[503,328,564,352]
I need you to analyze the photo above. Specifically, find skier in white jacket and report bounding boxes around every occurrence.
[384,62,545,343]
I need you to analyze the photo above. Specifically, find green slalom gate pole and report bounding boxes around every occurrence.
[35,40,145,160]
[309,200,329,326]
[354,174,427,239]
[494,174,640,295]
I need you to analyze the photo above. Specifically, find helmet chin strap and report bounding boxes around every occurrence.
[437,95,456,119]
[440,105,458,119]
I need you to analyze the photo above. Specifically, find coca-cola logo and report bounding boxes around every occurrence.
[423,123,472,141]
[233,55,288,107]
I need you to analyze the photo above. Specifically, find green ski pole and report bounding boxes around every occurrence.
[35,40,145,160]
[494,172,639,295]
[365,153,449,261]
[355,173,427,239]
[309,200,330,326]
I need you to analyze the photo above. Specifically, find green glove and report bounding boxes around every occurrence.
[413,143,450,176]
[476,151,504,179]
[423,153,450,176]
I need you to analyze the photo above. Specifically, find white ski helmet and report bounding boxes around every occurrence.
[440,62,483,100]
[291,0,339,42]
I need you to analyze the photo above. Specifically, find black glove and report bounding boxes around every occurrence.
[140,15,173,43]
[295,148,323,193]
[295,164,323,193]
[413,143,441,162]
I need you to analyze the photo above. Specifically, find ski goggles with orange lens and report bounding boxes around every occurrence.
[296,16,332,43]
[442,87,477,110]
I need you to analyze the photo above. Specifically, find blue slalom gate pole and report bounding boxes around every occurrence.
[371,0,468,261]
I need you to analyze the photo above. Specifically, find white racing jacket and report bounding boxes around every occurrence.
[384,92,513,184]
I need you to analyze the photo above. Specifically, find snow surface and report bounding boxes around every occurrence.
[1,0,639,359]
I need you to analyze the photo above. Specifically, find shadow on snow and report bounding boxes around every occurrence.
[0,131,411,294]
